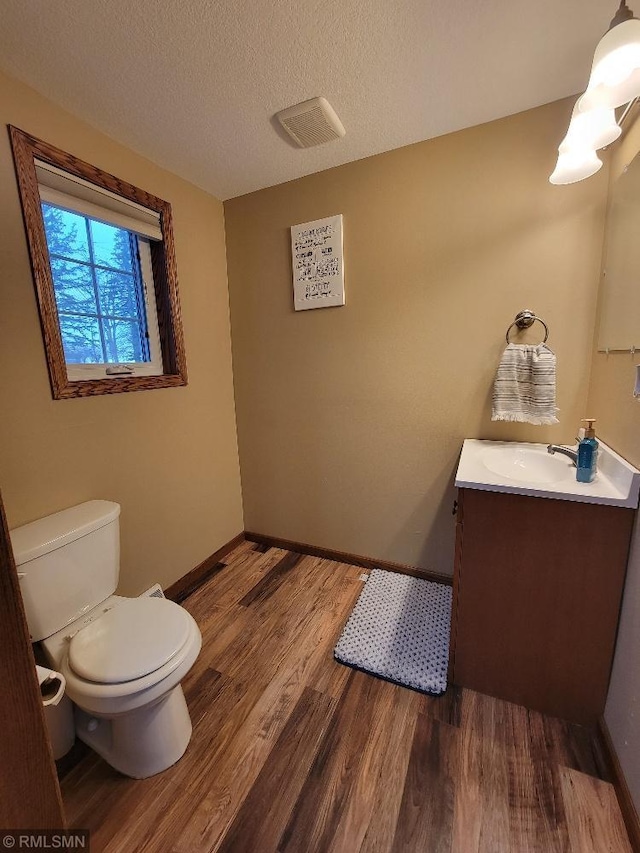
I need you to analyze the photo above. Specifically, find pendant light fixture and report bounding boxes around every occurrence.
[549,99,619,184]
[579,1,640,113]
[562,101,622,150]
[549,1,639,184]
[549,149,603,185]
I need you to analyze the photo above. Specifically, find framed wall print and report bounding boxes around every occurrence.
[291,214,345,311]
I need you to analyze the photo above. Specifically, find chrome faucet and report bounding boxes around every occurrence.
[547,444,578,465]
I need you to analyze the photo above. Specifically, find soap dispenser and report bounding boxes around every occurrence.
[576,419,598,483]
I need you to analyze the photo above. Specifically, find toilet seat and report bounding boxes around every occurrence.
[69,597,192,683]
[59,598,202,717]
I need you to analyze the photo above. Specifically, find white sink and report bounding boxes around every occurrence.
[456,439,640,507]
[481,445,572,485]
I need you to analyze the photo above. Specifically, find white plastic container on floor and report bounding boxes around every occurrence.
[37,664,75,759]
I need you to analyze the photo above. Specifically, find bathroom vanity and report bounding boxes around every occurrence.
[450,439,640,724]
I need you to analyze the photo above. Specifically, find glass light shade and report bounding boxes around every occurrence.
[560,101,621,151]
[549,149,603,185]
[579,18,640,111]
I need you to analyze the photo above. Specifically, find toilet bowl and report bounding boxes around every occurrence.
[42,595,202,778]
[10,500,202,779]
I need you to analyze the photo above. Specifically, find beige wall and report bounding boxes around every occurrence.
[225,97,608,575]
[588,107,640,813]
[0,70,244,596]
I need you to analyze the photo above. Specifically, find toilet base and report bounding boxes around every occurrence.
[75,685,193,779]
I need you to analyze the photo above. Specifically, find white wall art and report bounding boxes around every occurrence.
[291,214,344,311]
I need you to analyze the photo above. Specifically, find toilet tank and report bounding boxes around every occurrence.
[10,501,121,642]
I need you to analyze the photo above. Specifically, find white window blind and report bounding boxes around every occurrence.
[35,160,162,241]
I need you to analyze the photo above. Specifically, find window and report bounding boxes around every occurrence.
[41,203,162,378]
[9,127,187,399]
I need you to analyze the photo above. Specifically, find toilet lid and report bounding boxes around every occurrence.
[68,597,192,684]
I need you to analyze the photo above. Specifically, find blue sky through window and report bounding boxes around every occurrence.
[41,203,150,365]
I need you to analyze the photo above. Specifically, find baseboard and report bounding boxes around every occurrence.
[598,716,640,852]
[166,529,451,603]
[243,531,453,586]
[165,532,245,603]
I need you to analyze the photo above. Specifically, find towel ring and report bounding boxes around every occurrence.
[505,310,549,344]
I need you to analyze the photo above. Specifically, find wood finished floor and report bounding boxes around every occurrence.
[61,540,632,853]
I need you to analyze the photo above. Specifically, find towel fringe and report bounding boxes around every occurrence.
[492,411,559,425]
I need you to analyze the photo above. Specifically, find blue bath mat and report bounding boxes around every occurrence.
[334,569,452,695]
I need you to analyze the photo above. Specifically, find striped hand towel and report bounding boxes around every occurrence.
[491,343,559,425]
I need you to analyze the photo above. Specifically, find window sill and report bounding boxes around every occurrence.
[54,373,187,399]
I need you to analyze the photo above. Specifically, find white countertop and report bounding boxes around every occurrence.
[455,439,640,508]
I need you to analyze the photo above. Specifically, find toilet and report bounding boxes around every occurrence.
[10,500,202,779]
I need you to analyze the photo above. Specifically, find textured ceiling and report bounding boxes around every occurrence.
[0,0,615,199]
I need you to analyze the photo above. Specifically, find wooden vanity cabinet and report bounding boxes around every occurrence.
[449,487,635,724]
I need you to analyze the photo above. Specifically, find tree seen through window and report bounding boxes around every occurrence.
[41,203,151,364]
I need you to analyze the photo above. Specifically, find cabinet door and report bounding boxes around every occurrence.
[452,488,634,723]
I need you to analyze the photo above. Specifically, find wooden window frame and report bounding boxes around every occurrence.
[9,126,188,399]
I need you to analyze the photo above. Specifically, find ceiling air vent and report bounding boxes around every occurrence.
[276,97,346,148]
